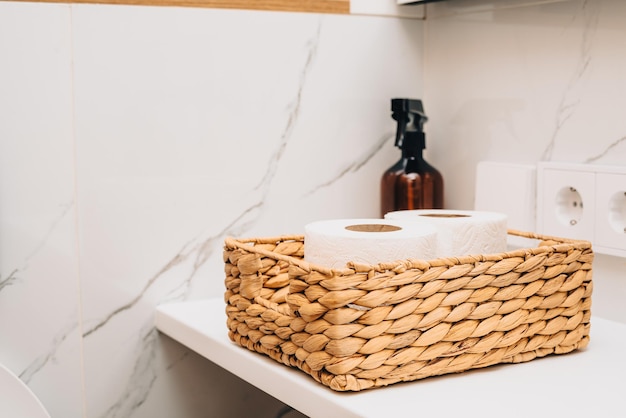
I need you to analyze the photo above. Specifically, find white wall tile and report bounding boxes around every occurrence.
[0,2,83,417]
[70,5,423,417]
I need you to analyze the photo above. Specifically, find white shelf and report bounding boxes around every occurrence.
[156,299,626,418]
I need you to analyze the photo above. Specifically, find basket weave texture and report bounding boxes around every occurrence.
[223,230,593,392]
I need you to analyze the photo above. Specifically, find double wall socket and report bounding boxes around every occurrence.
[537,162,626,257]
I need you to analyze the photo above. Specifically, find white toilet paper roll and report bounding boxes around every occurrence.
[304,218,437,269]
[385,210,508,258]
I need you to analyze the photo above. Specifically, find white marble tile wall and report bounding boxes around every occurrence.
[0,2,423,417]
[423,0,626,323]
[3,0,626,417]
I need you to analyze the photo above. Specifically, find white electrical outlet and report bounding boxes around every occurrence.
[537,162,626,257]
[595,170,626,257]
[537,162,596,242]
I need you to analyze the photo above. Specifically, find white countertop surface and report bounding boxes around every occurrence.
[155,299,626,418]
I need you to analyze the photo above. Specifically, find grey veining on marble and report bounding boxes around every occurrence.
[0,269,19,292]
[254,19,321,193]
[0,200,74,293]
[101,327,159,418]
[20,319,79,384]
[303,131,394,197]
[586,135,626,163]
[541,0,600,161]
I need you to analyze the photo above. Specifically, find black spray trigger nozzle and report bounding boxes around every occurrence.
[393,112,409,148]
[391,98,428,149]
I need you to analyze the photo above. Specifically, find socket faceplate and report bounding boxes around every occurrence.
[595,171,626,257]
[537,162,626,257]
[537,163,595,242]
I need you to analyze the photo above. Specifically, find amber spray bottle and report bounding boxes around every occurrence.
[380,98,444,217]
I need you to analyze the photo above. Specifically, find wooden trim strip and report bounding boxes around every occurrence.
[14,0,351,13]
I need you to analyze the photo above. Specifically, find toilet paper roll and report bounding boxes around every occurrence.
[304,218,437,269]
[384,210,508,258]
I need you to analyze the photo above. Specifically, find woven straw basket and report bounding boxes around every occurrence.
[223,230,593,392]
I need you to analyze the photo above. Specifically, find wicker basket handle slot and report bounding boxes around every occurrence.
[225,236,311,269]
